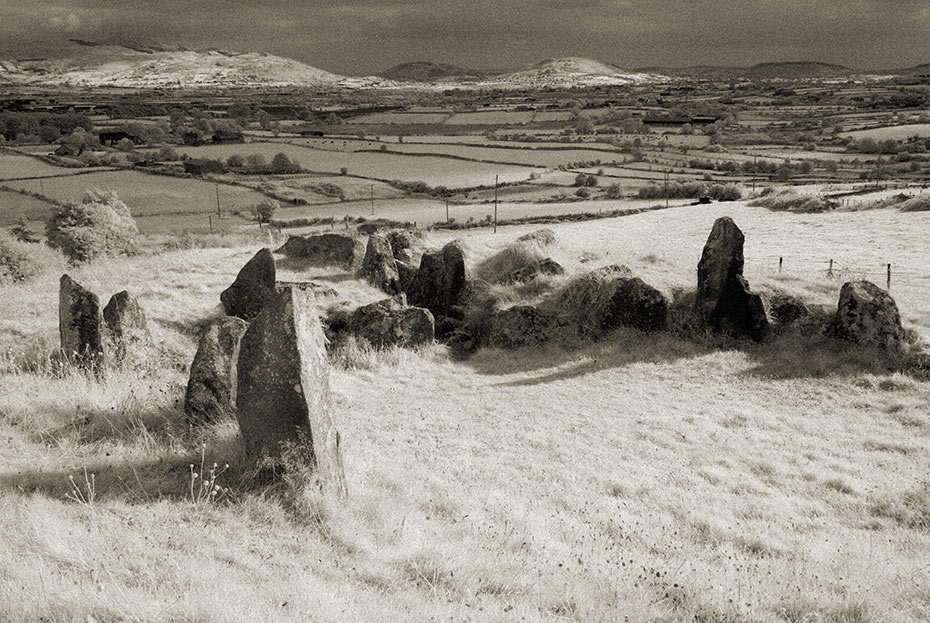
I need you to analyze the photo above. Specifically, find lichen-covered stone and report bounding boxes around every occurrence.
[103,290,151,364]
[221,248,276,321]
[275,233,365,270]
[489,305,563,349]
[358,234,400,294]
[59,274,105,370]
[602,277,668,332]
[835,280,904,350]
[236,288,347,496]
[347,294,434,347]
[184,316,249,425]
[694,217,769,341]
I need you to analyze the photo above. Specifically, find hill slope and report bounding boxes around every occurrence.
[0,40,392,88]
[378,61,488,82]
[481,57,659,89]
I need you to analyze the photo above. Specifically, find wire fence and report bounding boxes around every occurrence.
[744,255,930,296]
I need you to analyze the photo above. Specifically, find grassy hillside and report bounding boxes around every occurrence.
[0,204,928,622]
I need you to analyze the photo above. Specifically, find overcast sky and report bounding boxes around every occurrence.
[2,0,929,74]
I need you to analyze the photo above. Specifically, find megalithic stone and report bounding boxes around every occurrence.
[220,248,277,321]
[694,217,769,341]
[103,290,151,364]
[236,287,347,496]
[59,274,105,371]
[184,316,249,425]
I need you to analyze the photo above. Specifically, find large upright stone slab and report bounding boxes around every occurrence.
[358,234,400,294]
[220,248,276,321]
[184,316,249,425]
[236,288,347,495]
[694,217,769,341]
[835,281,904,350]
[59,274,105,370]
[103,290,151,364]
[407,240,467,319]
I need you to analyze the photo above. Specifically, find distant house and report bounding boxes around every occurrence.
[212,128,244,144]
[184,159,226,176]
[54,143,83,157]
[98,130,144,146]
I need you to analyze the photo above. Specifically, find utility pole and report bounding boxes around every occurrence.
[39,179,45,195]
[664,169,669,209]
[494,175,499,234]
[215,184,221,217]
[370,184,374,216]
[752,156,757,193]
[445,198,449,223]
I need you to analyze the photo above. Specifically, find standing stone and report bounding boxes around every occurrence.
[358,234,400,294]
[694,217,769,341]
[59,274,105,370]
[221,248,276,321]
[102,291,151,364]
[834,281,904,350]
[184,316,249,425]
[236,288,347,496]
[603,277,668,332]
[408,240,467,319]
[442,241,467,308]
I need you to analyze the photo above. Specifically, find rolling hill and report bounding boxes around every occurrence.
[378,61,490,82]
[0,40,391,89]
[479,57,659,89]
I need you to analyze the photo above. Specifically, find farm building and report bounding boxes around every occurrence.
[183,158,226,176]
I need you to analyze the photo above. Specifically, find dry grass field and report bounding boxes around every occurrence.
[0,203,928,622]
[3,171,269,223]
[176,142,544,188]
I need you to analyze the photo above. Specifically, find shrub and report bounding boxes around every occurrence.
[898,194,930,212]
[251,199,279,223]
[0,232,65,284]
[604,183,622,199]
[46,190,138,262]
[474,241,545,285]
[748,190,837,213]
[708,184,742,201]
[156,146,179,161]
[575,187,590,198]
[226,154,245,168]
[270,152,300,174]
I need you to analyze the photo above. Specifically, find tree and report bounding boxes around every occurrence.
[604,183,622,199]
[251,199,278,224]
[46,190,138,262]
[256,110,272,130]
[228,101,252,122]
[226,154,245,168]
[245,153,266,173]
[270,152,299,174]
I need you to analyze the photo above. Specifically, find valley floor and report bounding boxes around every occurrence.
[0,204,928,622]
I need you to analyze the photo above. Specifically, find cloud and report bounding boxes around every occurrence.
[2,0,929,73]
[48,12,82,31]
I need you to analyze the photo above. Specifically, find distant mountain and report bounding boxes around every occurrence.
[378,61,489,82]
[893,63,930,75]
[0,40,392,89]
[742,62,853,79]
[639,61,856,80]
[479,57,660,89]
